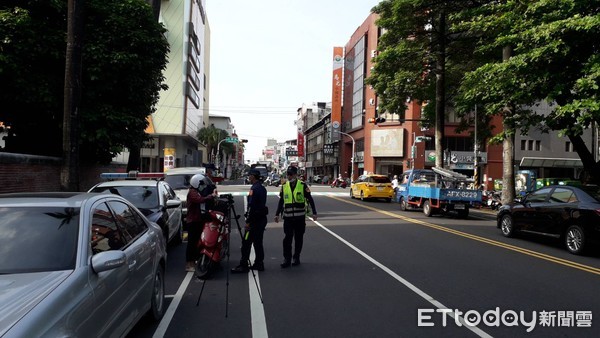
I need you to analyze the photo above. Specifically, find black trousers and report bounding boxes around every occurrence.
[240,216,268,265]
[186,221,202,262]
[282,217,307,260]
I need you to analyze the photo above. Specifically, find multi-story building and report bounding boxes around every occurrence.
[137,0,210,171]
[335,13,487,186]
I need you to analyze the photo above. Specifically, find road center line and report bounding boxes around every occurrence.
[309,216,492,338]
[330,196,600,275]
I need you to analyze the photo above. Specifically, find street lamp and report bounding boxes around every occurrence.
[334,131,355,182]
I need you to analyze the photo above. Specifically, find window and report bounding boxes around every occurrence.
[565,141,572,152]
[108,201,148,240]
[528,140,534,151]
[527,188,552,203]
[535,140,541,151]
[91,203,127,253]
[550,188,576,203]
[521,140,526,151]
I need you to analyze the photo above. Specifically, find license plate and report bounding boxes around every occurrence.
[454,204,465,210]
[377,187,383,191]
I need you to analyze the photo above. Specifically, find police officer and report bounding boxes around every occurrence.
[232,168,268,273]
[274,166,317,268]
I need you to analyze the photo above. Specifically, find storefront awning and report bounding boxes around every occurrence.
[520,157,583,168]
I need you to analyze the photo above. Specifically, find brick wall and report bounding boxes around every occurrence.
[0,153,126,193]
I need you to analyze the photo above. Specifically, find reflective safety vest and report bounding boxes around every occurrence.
[282,181,306,218]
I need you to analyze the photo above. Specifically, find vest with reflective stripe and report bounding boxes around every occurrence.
[282,181,306,218]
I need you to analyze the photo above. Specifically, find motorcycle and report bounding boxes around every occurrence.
[264,174,280,187]
[330,178,348,189]
[485,190,502,210]
[195,197,231,280]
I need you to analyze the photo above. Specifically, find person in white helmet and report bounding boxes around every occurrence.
[185,173,218,272]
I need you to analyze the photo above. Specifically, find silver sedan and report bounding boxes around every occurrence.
[0,192,167,337]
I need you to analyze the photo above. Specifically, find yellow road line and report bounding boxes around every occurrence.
[330,196,600,276]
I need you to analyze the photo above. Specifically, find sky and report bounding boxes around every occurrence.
[205,0,383,163]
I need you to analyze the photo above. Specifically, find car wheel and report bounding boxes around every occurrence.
[457,208,469,219]
[400,197,407,211]
[423,200,432,217]
[565,225,586,255]
[500,214,516,237]
[148,265,165,321]
[195,254,213,280]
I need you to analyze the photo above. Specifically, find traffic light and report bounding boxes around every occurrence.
[367,117,386,124]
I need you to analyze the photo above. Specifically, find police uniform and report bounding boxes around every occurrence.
[233,171,268,272]
[275,168,317,267]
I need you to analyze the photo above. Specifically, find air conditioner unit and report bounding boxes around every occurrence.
[371,50,378,58]
[369,98,375,106]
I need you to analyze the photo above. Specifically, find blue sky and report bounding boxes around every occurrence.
[206,0,382,162]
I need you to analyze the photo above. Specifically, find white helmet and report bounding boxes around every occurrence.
[190,174,208,189]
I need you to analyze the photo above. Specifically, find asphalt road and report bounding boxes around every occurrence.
[128,184,600,338]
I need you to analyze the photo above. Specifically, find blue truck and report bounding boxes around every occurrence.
[395,167,482,218]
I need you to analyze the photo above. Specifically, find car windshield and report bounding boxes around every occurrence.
[91,186,160,209]
[164,174,193,190]
[0,207,79,274]
[579,185,600,202]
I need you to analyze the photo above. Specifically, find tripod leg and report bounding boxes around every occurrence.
[196,279,207,306]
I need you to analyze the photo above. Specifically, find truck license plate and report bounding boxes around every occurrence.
[454,204,465,210]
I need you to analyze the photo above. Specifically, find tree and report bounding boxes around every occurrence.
[197,125,221,163]
[0,0,169,165]
[367,0,485,168]
[454,0,600,187]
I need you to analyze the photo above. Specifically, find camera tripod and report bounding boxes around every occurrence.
[195,193,264,318]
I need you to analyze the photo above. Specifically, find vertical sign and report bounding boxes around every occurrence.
[164,147,176,171]
[331,47,343,142]
[297,132,304,158]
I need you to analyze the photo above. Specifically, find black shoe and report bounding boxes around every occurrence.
[292,258,301,266]
[231,265,249,273]
[280,259,291,268]
[250,262,264,271]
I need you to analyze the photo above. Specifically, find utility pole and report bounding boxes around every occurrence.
[61,0,84,191]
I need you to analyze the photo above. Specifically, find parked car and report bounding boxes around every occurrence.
[350,174,394,202]
[164,167,214,224]
[0,192,167,337]
[89,178,183,245]
[497,185,600,255]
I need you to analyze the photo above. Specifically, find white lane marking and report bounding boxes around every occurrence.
[245,195,269,338]
[248,249,268,338]
[153,271,194,338]
[309,217,493,338]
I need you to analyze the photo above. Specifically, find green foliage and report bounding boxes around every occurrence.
[0,0,169,163]
[367,0,486,127]
[455,0,600,139]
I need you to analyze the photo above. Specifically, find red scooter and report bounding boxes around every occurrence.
[330,177,348,189]
[195,197,231,280]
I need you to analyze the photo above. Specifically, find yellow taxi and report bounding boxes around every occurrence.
[350,174,394,202]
